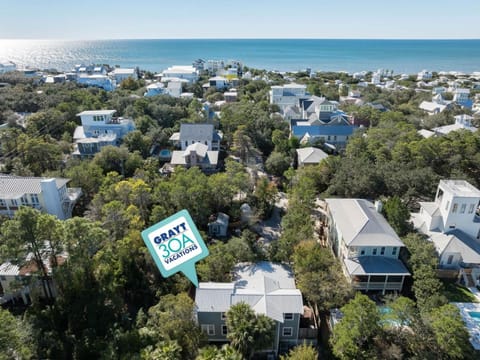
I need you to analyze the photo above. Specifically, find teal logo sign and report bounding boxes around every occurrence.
[141,209,208,287]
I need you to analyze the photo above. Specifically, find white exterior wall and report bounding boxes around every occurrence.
[439,252,462,268]
[348,246,400,259]
[180,139,215,151]
[436,184,480,238]
[40,179,65,220]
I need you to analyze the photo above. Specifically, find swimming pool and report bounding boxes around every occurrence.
[468,311,480,321]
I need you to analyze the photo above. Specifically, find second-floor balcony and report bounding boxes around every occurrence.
[65,188,82,203]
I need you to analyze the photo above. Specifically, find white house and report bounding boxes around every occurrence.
[296,147,328,167]
[161,65,199,83]
[0,61,16,74]
[73,110,135,157]
[325,198,410,293]
[269,84,310,112]
[0,175,81,220]
[411,180,480,285]
[432,114,477,136]
[417,70,433,81]
[195,262,305,356]
[111,68,138,83]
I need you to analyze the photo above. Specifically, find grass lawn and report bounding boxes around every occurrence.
[442,280,478,303]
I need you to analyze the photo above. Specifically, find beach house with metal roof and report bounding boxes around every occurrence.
[325,199,410,293]
[73,110,135,157]
[195,262,305,356]
[411,180,480,286]
[0,175,81,220]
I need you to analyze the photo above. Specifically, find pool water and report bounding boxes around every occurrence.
[469,311,480,320]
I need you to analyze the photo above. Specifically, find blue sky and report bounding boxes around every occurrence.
[1,0,479,39]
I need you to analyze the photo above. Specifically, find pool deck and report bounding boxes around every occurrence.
[455,287,480,350]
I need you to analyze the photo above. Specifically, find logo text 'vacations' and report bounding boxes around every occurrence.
[142,209,209,287]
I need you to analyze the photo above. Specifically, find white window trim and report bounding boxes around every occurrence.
[222,325,228,335]
[282,327,293,337]
[221,312,227,320]
[284,313,293,321]
[201,324,215,336]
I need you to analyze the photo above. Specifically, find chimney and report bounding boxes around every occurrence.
[374,200,383,213]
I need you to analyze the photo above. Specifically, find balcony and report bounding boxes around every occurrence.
[66,188,82,202]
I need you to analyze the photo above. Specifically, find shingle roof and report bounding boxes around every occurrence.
[179,123,215,142]
[296,147,328,165]
[0,175,69,198]
[326,198,405,247]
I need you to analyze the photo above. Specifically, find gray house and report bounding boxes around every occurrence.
[195,262,304,356]
[169,123,222,151]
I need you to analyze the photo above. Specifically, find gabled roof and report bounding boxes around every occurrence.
[0,175,69,198]
[326,199,405,247]
[196,262,303,322]
[430,230,480,264]
[419,201,441,217]
[183,142,208,158]
[296,147,328,165]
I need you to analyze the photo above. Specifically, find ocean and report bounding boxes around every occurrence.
[0,39,479,74]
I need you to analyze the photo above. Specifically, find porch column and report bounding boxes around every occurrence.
[383,275,388,295]
[400,276,405,291]
[366,275,371,291]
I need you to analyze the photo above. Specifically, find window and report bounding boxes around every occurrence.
[30,194,39,204]
[0,275,6,281]
[21,195,28,205]
[461,204,466,214]
[372,248,377,255]
[282,327,293,337]
[469,204,475,214]
[284,313,293,321]
[380,247,385,255]
[0,199,5,207]
[392,247,397,256]
[201,324,215,336]
[445,200,450,211]
[477,229,480,240]
[327,135,331,141]
[222,325,228,335]
[447,255,454,265]
[11,199,17,206]
[452,203,458,213]
[221,312,227,320]
[360,249,365,255]
[185,141,188,147]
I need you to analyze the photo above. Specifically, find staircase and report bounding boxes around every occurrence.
[462,270,476,287]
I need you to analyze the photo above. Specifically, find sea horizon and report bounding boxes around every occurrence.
[1,38,480,74]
